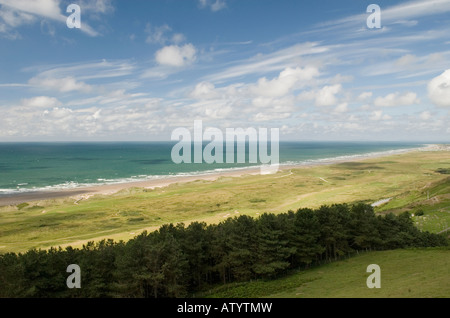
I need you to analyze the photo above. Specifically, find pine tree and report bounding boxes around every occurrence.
[292,208,324,267]
[252,213,294,278]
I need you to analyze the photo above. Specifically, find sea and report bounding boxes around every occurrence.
[0,141,427,196]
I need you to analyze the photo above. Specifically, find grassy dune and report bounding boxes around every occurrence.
[202,248,450,298]
[0,150,449,253]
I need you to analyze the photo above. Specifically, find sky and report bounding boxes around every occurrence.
[0,0,449,142]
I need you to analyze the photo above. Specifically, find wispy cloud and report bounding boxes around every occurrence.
[1,1,449,141]
[198,0,227,12]
[23,60,135,81]
[361,50,450,79]
[28,76,93,93]
[204,42,329,83]
[315,0,450,31]
[0,0,113,37]
[145,23,186,45]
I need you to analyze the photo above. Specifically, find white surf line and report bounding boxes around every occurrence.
[319,177,329,183]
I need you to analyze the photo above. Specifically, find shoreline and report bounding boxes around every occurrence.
[0,143,447,207]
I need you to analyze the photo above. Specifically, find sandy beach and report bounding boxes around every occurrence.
[0,143,446,207]
[0,166,263,206]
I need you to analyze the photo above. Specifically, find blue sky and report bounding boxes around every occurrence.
[0,0,449,141]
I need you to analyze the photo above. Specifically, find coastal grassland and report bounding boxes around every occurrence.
[376,174,450,233]
[202,247,450,298]
[0,150,448,253]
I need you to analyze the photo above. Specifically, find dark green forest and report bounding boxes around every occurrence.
[0,203,447,298]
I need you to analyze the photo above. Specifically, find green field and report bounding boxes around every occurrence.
[0,150,449,253]
[202,248,450,298]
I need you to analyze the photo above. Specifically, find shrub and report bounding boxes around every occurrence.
[16,203,29,210]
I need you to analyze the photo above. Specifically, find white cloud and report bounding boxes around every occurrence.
[78,0,114,14]
[172,33,186,44]
[392,20,418,27]
[205,42,328,83]
[184,67,309,124]
[317,0,450,32]
[0,0,62,20]
[357,92,372,101]
[199,0,226,12]
[315,84,342,107]
[329,74,353,84]
[428,69,450,107]
[189,81,218,100]
[362,50,450,78]
[29,76,92,93]
[420,111,432,120]
[20,96,61,108]
[145,23,172,45]
[0,0,105,37]
[188,67,319,111]
[0,6,35,27]
[373,92,420,107]
[145,23,186,46]
[26,60,135,81]
[382,0,450,22]
[96,89,149,106]
[140,65,179,79]
[334,103,348,113]
[0,93,168,139]
[250,66,319,98]
[395,54,417,66]
[45,106,72,118]
[210,0,226,12]
[155,44,197,67]
[253,112,291,122]
[3,0,450,141]
[370,110,392,121]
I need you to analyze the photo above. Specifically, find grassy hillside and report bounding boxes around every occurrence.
[202,248,450,298]
[0,150,448,253]
[378,176,450,233]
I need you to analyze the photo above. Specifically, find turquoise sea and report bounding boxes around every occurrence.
[0,142,425,196]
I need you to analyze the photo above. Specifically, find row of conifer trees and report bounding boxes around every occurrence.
[0,203,447,298]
